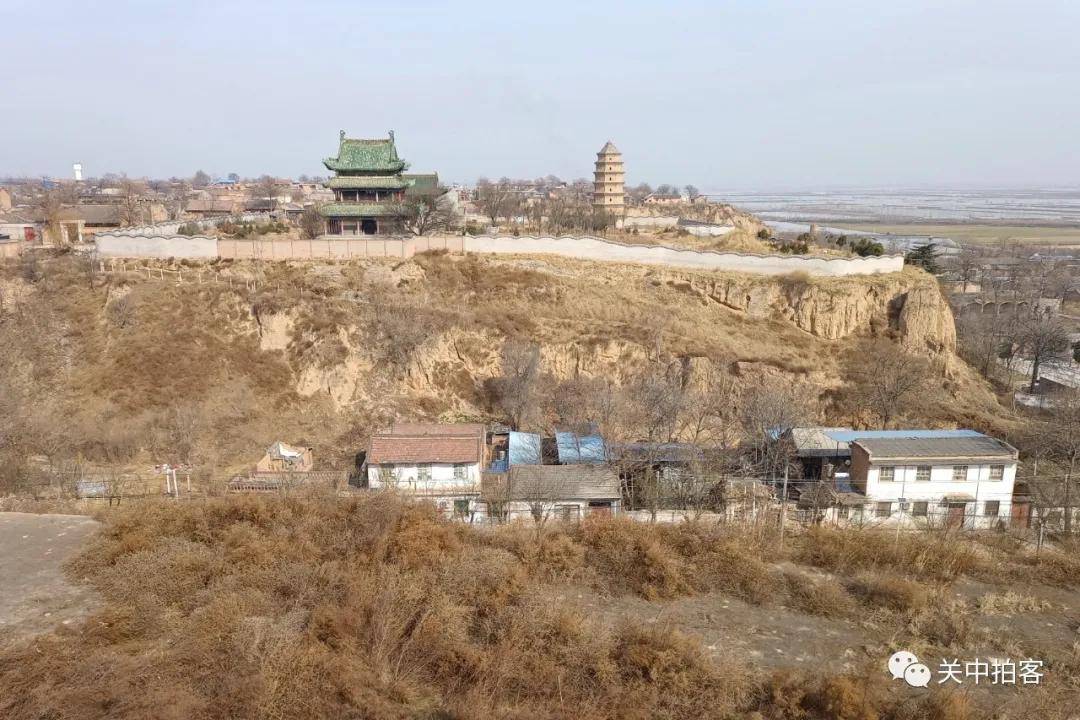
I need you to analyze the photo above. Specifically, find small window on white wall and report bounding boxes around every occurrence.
[878,466,895,482]
[989,465,1004,481]
[952,465,968,481]
[915,466,931,482]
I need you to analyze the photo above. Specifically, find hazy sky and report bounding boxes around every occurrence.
[2,0,1078,189]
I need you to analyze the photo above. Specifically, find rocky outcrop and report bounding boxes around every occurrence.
[655,270,955,354]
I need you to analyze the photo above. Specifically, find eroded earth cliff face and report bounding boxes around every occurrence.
[264,256,962,426]
[2,253,995,475]
[653,269,955,352]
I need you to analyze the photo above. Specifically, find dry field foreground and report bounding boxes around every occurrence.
[841,223,1080,248]
[1,494,1077,720]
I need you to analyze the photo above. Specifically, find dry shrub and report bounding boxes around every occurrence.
[846,573,930,613]
[1025,545,1080,587]
[572,518,777,603]
[975,591,1051,615]
[889,690,972,720]
[612,624,752,719]
[781,570,858,618]
[576,518,690,599]
[756,669,888,720]
[798,527,982,581]
[906,600,973,649]
[483,524,586,581]
[1,495,775,720]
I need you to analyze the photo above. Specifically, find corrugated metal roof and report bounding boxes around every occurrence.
[788,427,853,456]
[555,432,607,464]
[853,435,1017,461]
[508,431,542,466]
[825,429,983,442]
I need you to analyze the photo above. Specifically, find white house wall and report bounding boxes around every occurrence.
[367,462,485,520]
[865,461,1016,526]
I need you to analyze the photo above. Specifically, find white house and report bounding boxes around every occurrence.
[365,423,486,520]
[849,433,1019,529]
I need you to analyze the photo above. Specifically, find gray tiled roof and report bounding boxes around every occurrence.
[853,436,1017,461]
[487,465,620,501]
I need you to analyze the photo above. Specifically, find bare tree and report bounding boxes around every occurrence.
[37,189,65,246]
[299,206,322,239]
[852,350,929,429]
[1018,313,1070,393]
[402,194,453,236]
[475,179,514,227]
[1040,393,1080,534]
[251,175,282,213]
[118,179,145,227]
[488,340,542,429]
[739,377,810,477]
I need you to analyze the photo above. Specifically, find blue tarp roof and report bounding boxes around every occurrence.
[824,429,983,443]
[508,431,542,466]
[556,432,607,464]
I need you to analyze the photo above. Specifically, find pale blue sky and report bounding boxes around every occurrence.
[2,0,1078,189]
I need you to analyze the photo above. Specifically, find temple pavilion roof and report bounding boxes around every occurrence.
[318,202,404,218]
[323,131,408,173]
[325,176,411,190]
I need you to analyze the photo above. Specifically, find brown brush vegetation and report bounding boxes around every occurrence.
[0,495,769,719]
[3,494,1080,719]
[489,518,780,603]
[796,527,983,582]
[781,570,859,618]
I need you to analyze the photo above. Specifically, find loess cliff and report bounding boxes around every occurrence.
[0,252,1008,480]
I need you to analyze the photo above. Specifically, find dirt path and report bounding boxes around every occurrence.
[0,512,99,645]
[550,581,876,675]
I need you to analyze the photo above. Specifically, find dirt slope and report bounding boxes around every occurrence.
[0,253,1012,479]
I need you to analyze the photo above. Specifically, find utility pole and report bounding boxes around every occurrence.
[894,471,907,546]
[779,465,789,548]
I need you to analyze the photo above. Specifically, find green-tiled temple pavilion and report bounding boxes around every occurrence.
[320,130,411,235]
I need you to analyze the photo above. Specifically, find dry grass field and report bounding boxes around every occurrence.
[0,494,1077,719]
[841,223,1080,248]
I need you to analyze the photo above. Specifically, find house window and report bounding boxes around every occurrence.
[878,466,896,482]
[875,501,892,518]
[417,464,432,482]
[453,463,468,481]
[984,500,1000,517]
[989,465,1005,481]
[952,465,968,481]
[912,501,929,517]
[453,499,470,518]
[556,504,580,521]
[378,465,397,485]
[915,466,931,482]
[836,505,850,519]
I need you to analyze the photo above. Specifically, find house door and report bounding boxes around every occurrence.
[1011,500,1031,529]
[24,227,36,242]
[361,218,378,235]
[946,502,966,528]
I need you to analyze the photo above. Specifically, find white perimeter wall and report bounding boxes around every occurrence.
[463,235,904,276]
[96,233,218,259]
[95,231,904,277]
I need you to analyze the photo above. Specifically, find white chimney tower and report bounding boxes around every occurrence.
[73,163,83,182]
